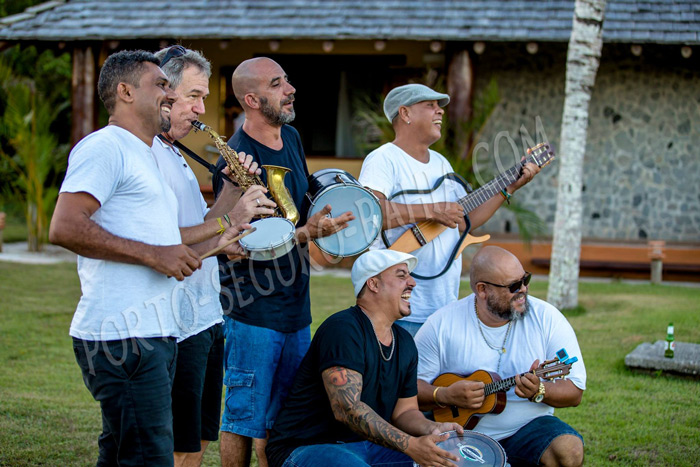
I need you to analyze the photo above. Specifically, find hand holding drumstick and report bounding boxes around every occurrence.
[200,224,255,260]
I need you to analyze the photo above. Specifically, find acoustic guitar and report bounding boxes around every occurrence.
[387,142,556,256]
[432,357,574,429]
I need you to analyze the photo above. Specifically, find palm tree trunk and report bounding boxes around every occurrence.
[547,0,606,309]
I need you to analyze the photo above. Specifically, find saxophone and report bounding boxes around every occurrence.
[191,121,300,225]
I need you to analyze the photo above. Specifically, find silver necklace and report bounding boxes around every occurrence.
[475,300,513,373]
[360,308,395,361]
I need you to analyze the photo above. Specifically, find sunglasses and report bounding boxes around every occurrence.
[480,272,532,293]
[160,45,186,67]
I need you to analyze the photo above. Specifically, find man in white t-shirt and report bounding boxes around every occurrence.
[415,246,586,466]
[359,84,540,336]
[49,50,244,467]
[153,45,275,467]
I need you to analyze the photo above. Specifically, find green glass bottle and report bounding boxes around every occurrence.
[664,322,675,359]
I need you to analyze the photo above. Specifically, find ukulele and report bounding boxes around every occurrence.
[387,142,555,256]
[432,356,575,429]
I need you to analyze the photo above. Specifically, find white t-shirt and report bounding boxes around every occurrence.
[60,125,182,341]
[415,294,587,441]
[359,143,467,323]
[152,136,224,341]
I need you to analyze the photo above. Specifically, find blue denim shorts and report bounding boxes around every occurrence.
[284,441,413,467]
[221,317,310,439]
[498,415,583,466]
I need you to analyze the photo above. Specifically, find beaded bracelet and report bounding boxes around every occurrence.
[500,189,512,205]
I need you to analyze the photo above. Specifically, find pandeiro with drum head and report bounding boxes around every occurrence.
[238,217,296,261]
[413,431,508,467]
[307,169,382,257]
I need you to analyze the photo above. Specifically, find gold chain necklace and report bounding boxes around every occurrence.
[475,300,513,373]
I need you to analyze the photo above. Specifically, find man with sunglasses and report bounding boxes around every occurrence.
[414,246,586,466]
[153,46,275,467]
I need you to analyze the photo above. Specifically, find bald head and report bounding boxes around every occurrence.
[469,246,523,292]
[232,57,281,109]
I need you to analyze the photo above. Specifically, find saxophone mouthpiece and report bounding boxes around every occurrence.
[191,120,206,131]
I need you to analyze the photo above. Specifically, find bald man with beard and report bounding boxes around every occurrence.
[414,246,587,466]
[212,57,353,467]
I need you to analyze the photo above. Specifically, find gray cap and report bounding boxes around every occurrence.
[383,84,450,123]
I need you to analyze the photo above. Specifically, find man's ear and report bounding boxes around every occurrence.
[398,106,411,124]
[244,93,259,110]
[366,276,380,294]
[475,283,488,300]
[116,82,134,104]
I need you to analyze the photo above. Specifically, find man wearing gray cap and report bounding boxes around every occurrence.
[359,83,540,336]
[265,250,463,467]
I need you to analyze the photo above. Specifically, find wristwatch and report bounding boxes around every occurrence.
[530,382,545,403]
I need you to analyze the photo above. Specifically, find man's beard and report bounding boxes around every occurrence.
[160,113,171,133]
[486,292,529,321]
[260,96,295,126]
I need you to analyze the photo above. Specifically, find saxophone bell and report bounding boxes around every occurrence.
[191,121,300,225]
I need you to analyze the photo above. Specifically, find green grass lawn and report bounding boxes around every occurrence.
[0,261,699,466]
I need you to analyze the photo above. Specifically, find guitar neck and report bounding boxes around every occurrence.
[483,373,523,396]
[457,161,525,214]
[483,359,572,396]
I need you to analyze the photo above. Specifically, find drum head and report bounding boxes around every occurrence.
[239,218,295,250]
[413,431,507,467]
[309,185,382,257]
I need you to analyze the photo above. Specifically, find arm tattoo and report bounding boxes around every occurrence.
[322,367,410,452]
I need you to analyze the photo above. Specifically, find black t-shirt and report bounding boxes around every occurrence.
[265,306,418,467]
[212,125,311,333]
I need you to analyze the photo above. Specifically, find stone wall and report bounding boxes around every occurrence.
[470,43,700,242]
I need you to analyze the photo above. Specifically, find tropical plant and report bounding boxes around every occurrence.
[351,69,546,243]
[0,49,70,251]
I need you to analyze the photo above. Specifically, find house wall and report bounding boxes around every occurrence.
[155,39,699,244]
[176,39,439,184]
[472,43,700,243]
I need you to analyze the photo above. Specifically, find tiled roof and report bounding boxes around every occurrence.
[1,0,698,44]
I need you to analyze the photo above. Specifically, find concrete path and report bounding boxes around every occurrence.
[0,242,77,264]
[1,242,699,288]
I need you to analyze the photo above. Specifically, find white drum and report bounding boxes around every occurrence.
[413,431,508,467]
[307,169,382,257]
[238,217,296,261]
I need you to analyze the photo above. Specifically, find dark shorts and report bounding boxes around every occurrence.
[172,323,224,452]
[72,336,177,467]
[498,415,583,466]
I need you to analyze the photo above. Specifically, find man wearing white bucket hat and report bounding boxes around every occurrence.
[265,250,463,467]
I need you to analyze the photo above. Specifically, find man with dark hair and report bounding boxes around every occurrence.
[153,45,274,467]
[49,49,241,466]
[213,57,353,467]
[265,250,463,467]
